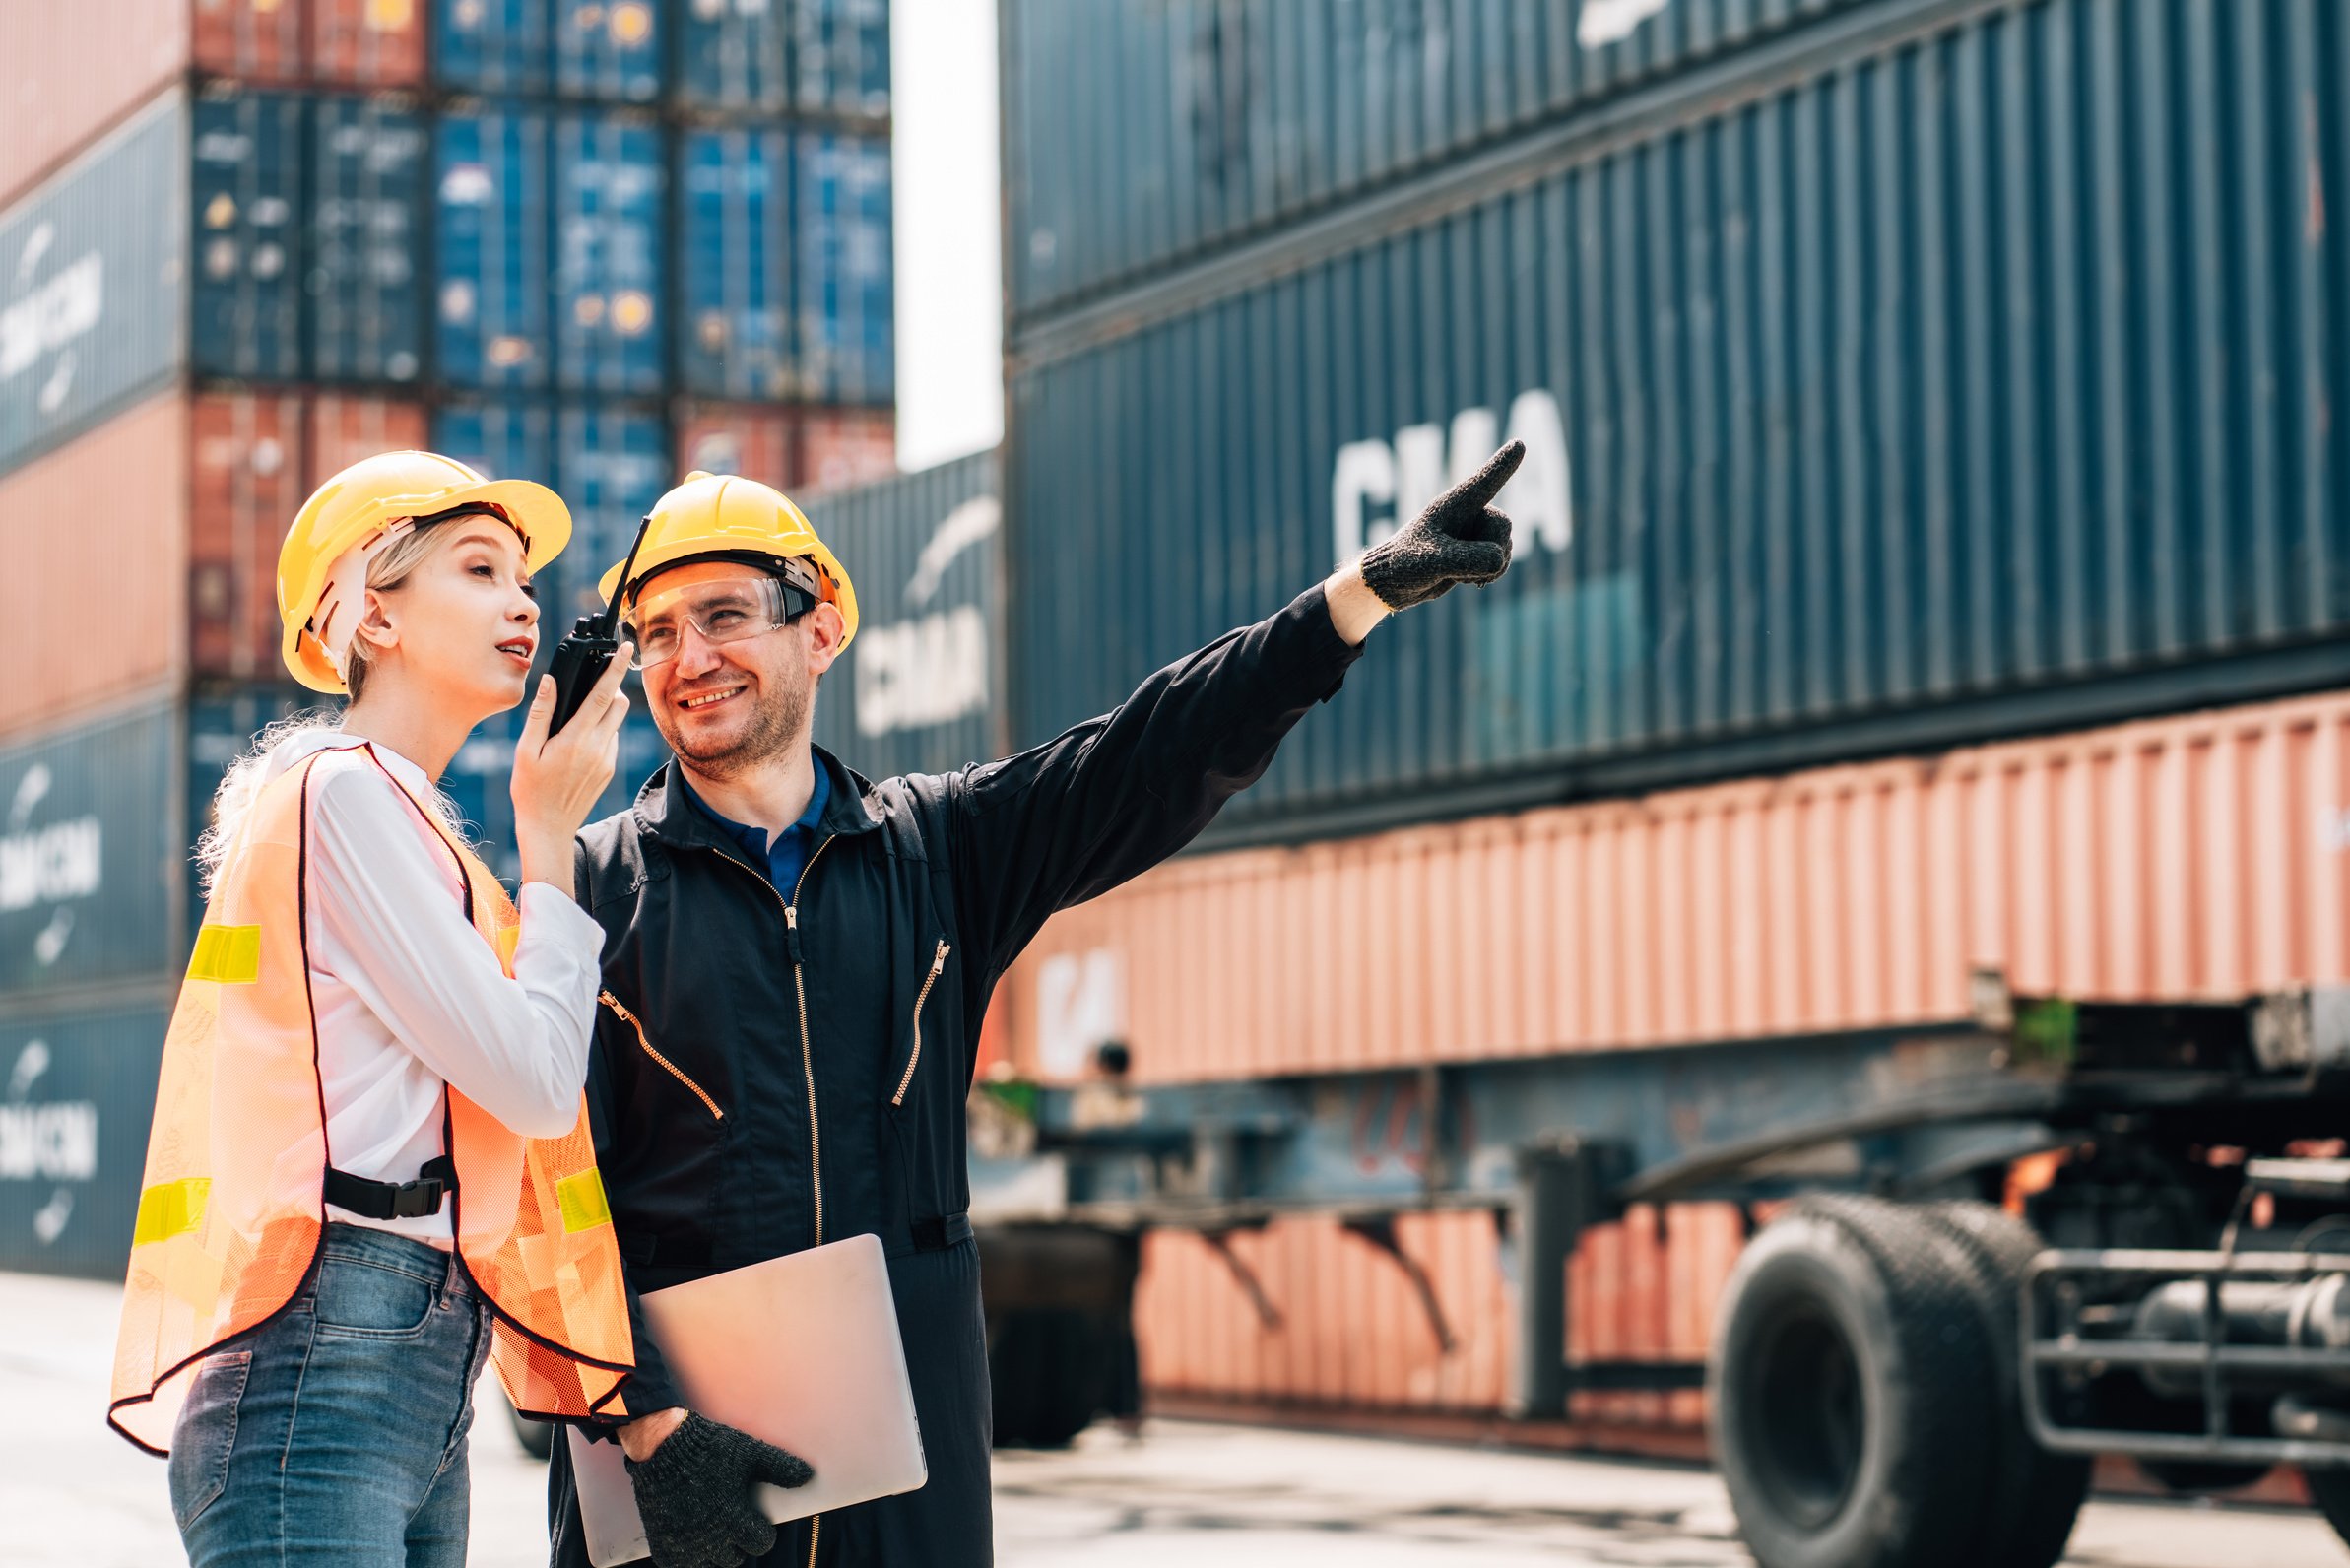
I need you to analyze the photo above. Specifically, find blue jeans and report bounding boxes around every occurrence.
[170,1222,492,1568]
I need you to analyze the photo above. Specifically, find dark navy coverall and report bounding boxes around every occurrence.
[549,584,1362,1566]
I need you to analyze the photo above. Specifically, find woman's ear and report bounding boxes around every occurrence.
[352,586,401,659]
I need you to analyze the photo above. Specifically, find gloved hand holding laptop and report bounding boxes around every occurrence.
[623,1412,813,1568]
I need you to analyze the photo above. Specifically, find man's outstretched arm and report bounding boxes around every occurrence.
[946,441,1526,973]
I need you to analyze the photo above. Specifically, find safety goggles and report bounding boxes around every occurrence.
[624,566,820,670]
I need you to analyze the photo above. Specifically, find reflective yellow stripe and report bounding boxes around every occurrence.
[132,1178,212,1246]
[186,925,262,984]
[555,1169,612,1233]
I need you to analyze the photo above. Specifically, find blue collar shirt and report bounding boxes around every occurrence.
[678,753,831,896]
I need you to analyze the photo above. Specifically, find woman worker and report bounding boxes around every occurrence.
[107,450,638,1567]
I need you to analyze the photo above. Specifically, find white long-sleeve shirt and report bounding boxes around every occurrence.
[264,730,606,1242]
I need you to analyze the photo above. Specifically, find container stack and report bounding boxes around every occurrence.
[983,0,2350,1436]
[0,0,895,1276]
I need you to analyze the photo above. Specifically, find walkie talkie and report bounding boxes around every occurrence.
[547,515,651,734]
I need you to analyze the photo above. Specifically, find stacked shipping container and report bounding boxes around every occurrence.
[0,0,898,1276]
[989,0,2350,1434]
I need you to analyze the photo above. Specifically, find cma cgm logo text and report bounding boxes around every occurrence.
[2,764,102,973]
[1,222,104,414]
[855,495,1000,737]
[1331,389,1572,569]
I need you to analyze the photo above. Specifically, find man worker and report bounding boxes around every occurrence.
[551,441,1526,1568]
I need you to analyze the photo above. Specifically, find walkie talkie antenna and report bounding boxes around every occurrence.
[547,513,655,734]
[598,514,654,632]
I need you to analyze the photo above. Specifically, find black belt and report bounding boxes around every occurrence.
[324,1155,457,1221]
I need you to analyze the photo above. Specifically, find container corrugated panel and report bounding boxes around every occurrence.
[794,0,889,119]
[676,0,790,112]
[306,388,427,476]
[554,113,665,394]
[190,389,306,682]
[0,392,188,742]
[1006,689,2350,1083]
[678,126,794,400]
[1009,0,2350,843]
[192,0,305,86]
[312,0,429,88]
[190,91,305,380]
[434,0,553,95]
[0,1005,174,1278]
[553,400,670,616]
[309,96,426,384]
[431,395,556,495]
[0,0,188,209]
[555,0,661,102]
[1131,1203,1731,1420]
[0,705,185,1003]
[436,106,552,389]
[795,129,892,404]
[804,450,998,778]
[0,94,189,478]
[677,402,796,487]
[797,407,893,492]
[1003,0,1892,318]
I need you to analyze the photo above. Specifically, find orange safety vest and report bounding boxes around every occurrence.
[108,745,633,1454]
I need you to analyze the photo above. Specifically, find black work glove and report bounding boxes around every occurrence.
[1357,439,1522,610]
[624,1412,814,1568]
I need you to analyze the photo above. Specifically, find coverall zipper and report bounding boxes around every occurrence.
[891,942,952,1107]
[598,992,722,1120]
[704,834,835,1568]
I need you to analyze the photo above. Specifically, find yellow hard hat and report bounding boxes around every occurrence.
[278,449,571,692]
[598,470,859,650]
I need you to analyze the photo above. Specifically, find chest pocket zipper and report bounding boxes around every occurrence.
[599,992,723,1122]
[891,942,951,1108]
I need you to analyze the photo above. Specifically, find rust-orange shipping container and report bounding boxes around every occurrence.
[1133,1203,1741,1423]
[676,405,797,489]
[0,1,189,207]
[1007,690,2350,1083]
[797,408,895,493]
[309,0,425,88]
[192,0,303,85]
[190,389,426,681]
[0,392,189,741]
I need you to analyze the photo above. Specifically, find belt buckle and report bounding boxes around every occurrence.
[389,1176,446,1220]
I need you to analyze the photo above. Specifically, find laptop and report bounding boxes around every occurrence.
[568,1232,928,1567]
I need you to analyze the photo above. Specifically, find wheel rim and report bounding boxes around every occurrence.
[1743,1302,1864,1530]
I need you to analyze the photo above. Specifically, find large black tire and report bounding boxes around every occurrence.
[1918,1201,2092,1568]
[1709,1196,1997,1568]
[2306,1465,2350,1551]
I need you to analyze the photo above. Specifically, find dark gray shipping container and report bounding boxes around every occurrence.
[0,1004,172,1279]
[0,95,188,478]
[807,450,1003,779]
[190,92,306,383]
[1007,0,2350,844]
[1003,0,1895,319]
[0,704,185,1003]
[309,97,427,385]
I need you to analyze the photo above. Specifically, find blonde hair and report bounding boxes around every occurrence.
[197,520,474,892]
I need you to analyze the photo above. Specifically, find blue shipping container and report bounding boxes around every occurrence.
[796,130,892,404]
[190,93,304,382]
[437,107,552,389]
[308,97,426,385]
[0,1006,174,1279]
[435,0,555,96]
[678,126,793,399]
[1003,0,1897,321]
[677,0,791,111]
[0,95,187,476]
[807,450,1001,779]
[1007,0,2350,843]
[795,0,890,119]
[554,114,665,394]
[555,0,663,101]
[0,704,184,1003]
[555,401,671,613]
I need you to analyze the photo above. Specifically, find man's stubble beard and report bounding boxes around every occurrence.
[659,663,816,782]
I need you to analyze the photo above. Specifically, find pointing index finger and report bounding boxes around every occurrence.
[1460,440,1527,506]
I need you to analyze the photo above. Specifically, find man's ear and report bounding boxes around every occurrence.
[804,603,849,675]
